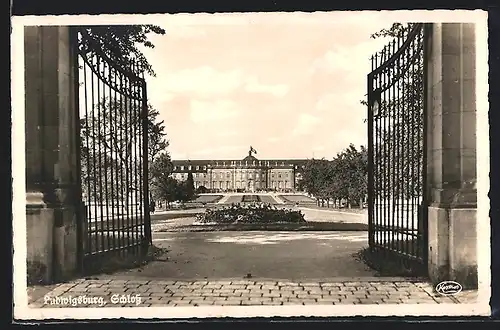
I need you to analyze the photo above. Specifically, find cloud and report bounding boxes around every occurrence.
[267,137,281,143]
[216,130,239,137]
[316,93,338,113]
[152,66,289,99]
[162,66,243,95]
[167,26,207,39]
[192,145,246,157]
[189,99,239,124]
[292,113,321,136]
[309,39,388,78]
[244,76,288,97]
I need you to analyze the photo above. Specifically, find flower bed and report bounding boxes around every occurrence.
[195,204,306,224]
[241,195,260,203]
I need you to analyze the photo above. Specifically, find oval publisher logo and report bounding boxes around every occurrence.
[435,281,463,295]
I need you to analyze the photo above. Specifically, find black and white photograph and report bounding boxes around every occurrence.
[12,10,490,319]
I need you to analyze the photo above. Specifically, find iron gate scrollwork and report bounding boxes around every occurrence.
[75,28,151,269]
[367,24,428,269]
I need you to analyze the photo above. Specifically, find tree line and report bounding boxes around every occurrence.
[298,144,368,209]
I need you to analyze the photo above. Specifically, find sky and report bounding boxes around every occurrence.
[138,12,391,160]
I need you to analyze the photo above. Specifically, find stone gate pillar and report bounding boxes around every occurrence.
[25,26,80,283]
[425,23,477,289]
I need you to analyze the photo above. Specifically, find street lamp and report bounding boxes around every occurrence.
[370,88,381,117]
[372,99,379,117]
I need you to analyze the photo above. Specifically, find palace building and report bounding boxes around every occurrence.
[170,147,309,192]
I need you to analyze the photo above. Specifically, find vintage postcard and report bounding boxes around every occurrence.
[12,10,490,320]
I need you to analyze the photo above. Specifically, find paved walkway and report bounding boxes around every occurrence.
[28,279,477,308]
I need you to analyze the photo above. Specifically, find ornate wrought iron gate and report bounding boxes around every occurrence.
[367,24,428,269]
[75,28,151,270]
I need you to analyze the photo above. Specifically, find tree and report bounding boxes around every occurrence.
[336,144,368,208]
[149,152,176,202]
[186,172,196,198]
[79,25,166,77]
[153,177,178,208]
[147,105,169,165]
[80,97,143,207]
[300,158,331,206]
[175,172,197,205]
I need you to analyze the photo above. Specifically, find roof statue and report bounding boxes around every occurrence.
[249,146,257,157]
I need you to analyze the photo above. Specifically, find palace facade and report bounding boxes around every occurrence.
[171,150,308,192]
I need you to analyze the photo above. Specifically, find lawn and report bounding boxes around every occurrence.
[191,194,224,203]
[225,195,243,204]
[258,195,280,204]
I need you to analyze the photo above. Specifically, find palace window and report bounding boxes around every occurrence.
[188,165,192,170]
[180,166,184,170]
[196,166,199,170]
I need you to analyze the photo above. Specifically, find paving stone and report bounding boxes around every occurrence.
[231,280,256,285]
[279,286,297,292]
[224,298,243,305]
[338,297,362,304]
[143,296,167,303]
[262,300,283,305]
[223,284,247,290]
[382,298,403,304]
[234,289,251,295]
[394,282,414,288]
[169,299,192,305]
[278,282,300,287]
[262,291,282,298]
[280,292,298,299]
[358,298,384,304]
[192,300,213,306]
[147,287,170,293]
[212,300,229,306]
[202,292,222,297]
[300,282,321,287]
[408,292,433,300]
[347,291,368,299]
[296,293,314,299]
[298,299,318,305]
[316,298,339,304]
[282,301,304,305]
